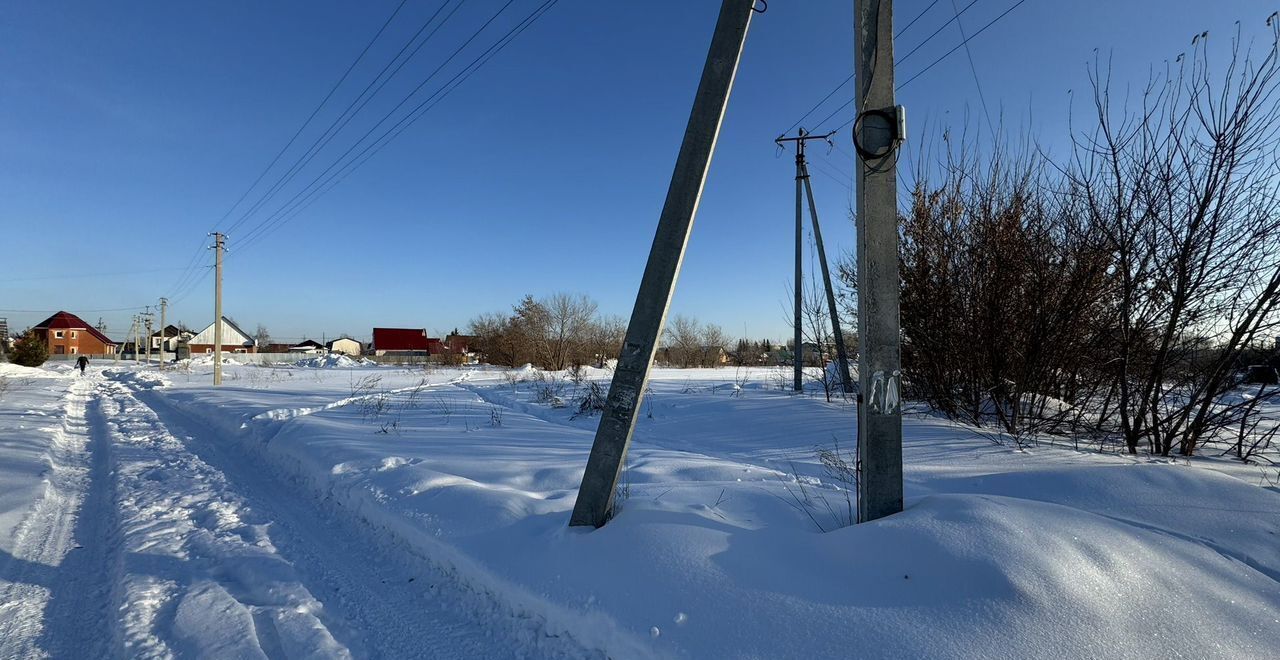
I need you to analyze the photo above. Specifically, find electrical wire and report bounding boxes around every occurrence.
[896,0,944,39]
[896,0,1029,91]
[826,0,1030,134]
[0,266,188,284]
[235,0,559,254]
[896,0,980,66]
[950,0,997,138]
[162,0,413,300]
[780,0,945,137]
[224,0,466,238]
[233,0,523,250]
[219,0,413,237]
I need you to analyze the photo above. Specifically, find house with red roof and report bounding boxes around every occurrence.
[371,327,432,356]
[33,311,119,357]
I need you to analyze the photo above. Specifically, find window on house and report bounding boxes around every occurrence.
[54,331,64,338]
[70,347,78,354]
[54,345,65,354]
[206,348,213,354]
[70,331,78,339]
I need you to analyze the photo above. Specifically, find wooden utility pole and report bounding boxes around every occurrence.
[570,0,756,528]
[775,128,856,394]
[212,232,225,386]
[158,297,168,369]
[854,0,904,522]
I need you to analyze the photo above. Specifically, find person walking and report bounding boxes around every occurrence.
[75,354,89,375]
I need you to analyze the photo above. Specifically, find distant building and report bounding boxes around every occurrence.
[288,339,326,354]
[149,325,194,353]
[326,337,363,357]
[371,327,432,356]
[32,311,118,357]
[189,317,257,354]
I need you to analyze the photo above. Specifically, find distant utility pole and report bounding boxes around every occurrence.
[128,315,140,363]
[570,0,756,528]
[158,297,168,369]
[854,0,905,523]
[774,128,856,394]
[211,232,226,386]
[144,307,153,366]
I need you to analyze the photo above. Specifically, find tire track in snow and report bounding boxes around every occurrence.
[98,379,350,659]
[0,375,117,660]
[126,378,575,660]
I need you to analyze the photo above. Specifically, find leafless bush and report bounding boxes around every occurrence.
[571,381,608,419]
[838,19,1280,458]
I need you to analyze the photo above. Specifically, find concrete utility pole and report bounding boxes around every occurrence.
[854,0,904,523]
[158,297,168,369]
[570,0,756,528]
[775,128,856,394]
[793,139,804,391]
[129,315,140,364]
[144,308,153,366]
[212,232,226,386]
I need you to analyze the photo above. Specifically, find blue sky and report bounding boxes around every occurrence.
[0,0,1272,343]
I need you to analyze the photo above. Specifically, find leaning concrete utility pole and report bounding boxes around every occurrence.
[854,0,904,523]
[158,297,168,369]
[211,232,226,386]
[570,0,756,528]
[802,164,855,393]
[775,128,856,394]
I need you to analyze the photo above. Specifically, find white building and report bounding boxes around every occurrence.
[326,337,363,356]
[189,317,257,353]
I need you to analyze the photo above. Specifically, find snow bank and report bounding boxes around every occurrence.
[293,354,374,368]
[180,355,242,366]
[102,369,170,389]
[0,362,59,378]
[141,367,1280,658]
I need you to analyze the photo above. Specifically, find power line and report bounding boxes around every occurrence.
[236,0,559,254]
[896,0,1029,91]
[0,306,148,314]
[825,0,1030,134]
[896,0,944,39]
[782,75,852,136]
[896,0,981,66]
[164,0,412,300]
[223,0,467,238]
[780,0,945,136]
[233,0,523,250]
[950,0,997,138]
[219,0,413,236]
[0,266,188,284]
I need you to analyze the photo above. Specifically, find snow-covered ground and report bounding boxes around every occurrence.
[1,360,1277,658]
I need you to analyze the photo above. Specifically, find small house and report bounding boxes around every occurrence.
[371,327,432,356]
[288,339,326,354]
[189,317,257,354]
[326,337,363,357]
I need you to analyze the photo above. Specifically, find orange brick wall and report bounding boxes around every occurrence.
[37,328,116,356]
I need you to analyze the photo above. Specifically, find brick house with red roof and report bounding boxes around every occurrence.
[33,311,119,357]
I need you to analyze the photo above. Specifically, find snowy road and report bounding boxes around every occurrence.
[0,376,116,659]
[0,370,585,659]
